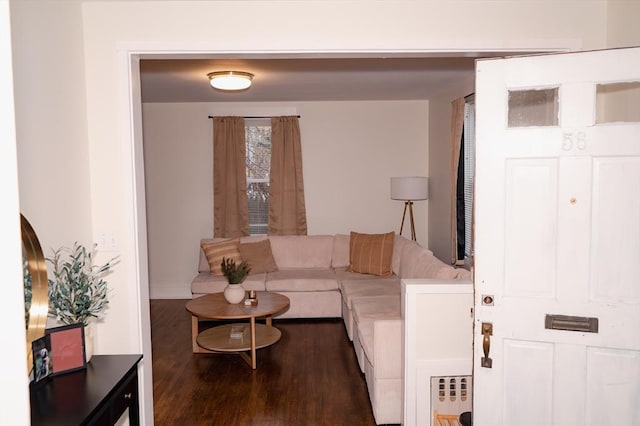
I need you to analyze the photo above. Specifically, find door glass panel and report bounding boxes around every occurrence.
[508,88,559,127]
[596,82,640,123]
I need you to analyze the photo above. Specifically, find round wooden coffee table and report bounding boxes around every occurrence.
[185,291,290,369]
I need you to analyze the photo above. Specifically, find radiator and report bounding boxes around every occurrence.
[430,375,472,425]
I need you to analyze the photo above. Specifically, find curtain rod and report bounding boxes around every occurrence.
[208,115,301,119]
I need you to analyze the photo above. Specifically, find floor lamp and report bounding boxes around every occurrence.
[390,176,429,241]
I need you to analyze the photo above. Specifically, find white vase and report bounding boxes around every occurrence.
[84,323,94,363]
[224,283,245,304]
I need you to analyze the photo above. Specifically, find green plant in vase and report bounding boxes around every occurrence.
[46,242,118,361]
[221,257,251,284]
[220,257,251,304]
[47,243,117,325]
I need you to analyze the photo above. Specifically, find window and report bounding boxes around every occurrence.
[462,99,475,259]
[508,88,558,127]
[456,96,475,264]
[245,119,271,235]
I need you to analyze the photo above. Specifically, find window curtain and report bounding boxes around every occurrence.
[449,98,465,264]
[268,116,308,235]
[213,117,249,238]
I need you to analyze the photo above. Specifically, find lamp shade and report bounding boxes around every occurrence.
[390,176,429,201]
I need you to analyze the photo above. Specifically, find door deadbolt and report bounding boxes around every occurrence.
[482,295,494,306]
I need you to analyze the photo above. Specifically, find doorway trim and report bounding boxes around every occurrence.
[122,44,575,423]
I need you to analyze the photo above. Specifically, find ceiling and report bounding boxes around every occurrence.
[139,56,493,103]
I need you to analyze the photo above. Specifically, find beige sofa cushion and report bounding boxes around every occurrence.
[269,235,334,269]
[348,231,394,276]
[391,234,412,275]
[353,296,401,325]
[331,234,351,268]
[274,291,342,319]
[398,240,420,278]
[335,267,398,283]
[339,278,401,309]
[265,269,338,291]
[408,250,448,278]
[401,245,469,279]
[352,296,402,379]
[436,266,472,280]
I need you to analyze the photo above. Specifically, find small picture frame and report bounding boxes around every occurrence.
[32,334,53,383]
[46,323,87,376]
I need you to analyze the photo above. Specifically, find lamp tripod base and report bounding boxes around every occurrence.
[399,200,417,241]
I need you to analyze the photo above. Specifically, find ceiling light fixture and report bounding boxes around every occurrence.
[207,71,254,91]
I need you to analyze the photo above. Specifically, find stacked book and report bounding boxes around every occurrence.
[230,325,245,339]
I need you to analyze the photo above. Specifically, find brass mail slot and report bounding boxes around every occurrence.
[545,314,598,333]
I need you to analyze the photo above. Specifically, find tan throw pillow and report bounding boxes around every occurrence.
[239,239,278,274]
[201,238,242,276]
[348,231,394,277]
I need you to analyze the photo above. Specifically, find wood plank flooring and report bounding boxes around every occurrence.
[150,299,379,426]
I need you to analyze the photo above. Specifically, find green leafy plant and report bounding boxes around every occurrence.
[47,242,118,326]
[221,257,251,284]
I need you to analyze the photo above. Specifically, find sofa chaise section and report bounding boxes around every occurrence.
[344,238,471,425]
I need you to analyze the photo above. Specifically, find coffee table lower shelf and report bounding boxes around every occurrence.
[195,323,282,368]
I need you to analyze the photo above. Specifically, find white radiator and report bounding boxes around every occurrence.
[430,375,472,425]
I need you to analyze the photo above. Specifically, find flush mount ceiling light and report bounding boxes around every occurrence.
[207,71,254,91]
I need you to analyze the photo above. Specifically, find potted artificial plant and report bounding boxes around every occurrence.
[220,257,251,304]
[47,242,118,360]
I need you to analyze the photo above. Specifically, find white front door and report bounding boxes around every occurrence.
[473,47,640,426]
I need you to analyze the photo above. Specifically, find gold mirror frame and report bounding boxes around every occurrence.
[21,214,48,373]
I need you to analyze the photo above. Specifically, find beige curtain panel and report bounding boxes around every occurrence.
[213,117,249,238]
[269,116,308,235]
[449,97,465,265]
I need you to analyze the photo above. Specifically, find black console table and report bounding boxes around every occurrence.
[30,354,143,425]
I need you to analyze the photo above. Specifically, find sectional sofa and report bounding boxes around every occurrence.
[191,232,471,425]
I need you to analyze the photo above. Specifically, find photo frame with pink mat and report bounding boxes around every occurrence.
[32,323,87,382]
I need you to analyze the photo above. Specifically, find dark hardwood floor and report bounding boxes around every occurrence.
[150,299,378,426]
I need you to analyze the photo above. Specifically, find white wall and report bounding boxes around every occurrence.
[605,1,640,122]
[607,1,640,47]
[11,0,92,249]
[143,100,429,298]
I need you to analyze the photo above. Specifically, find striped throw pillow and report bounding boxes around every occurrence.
[348,231,394,277]
[201,238,242,276]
